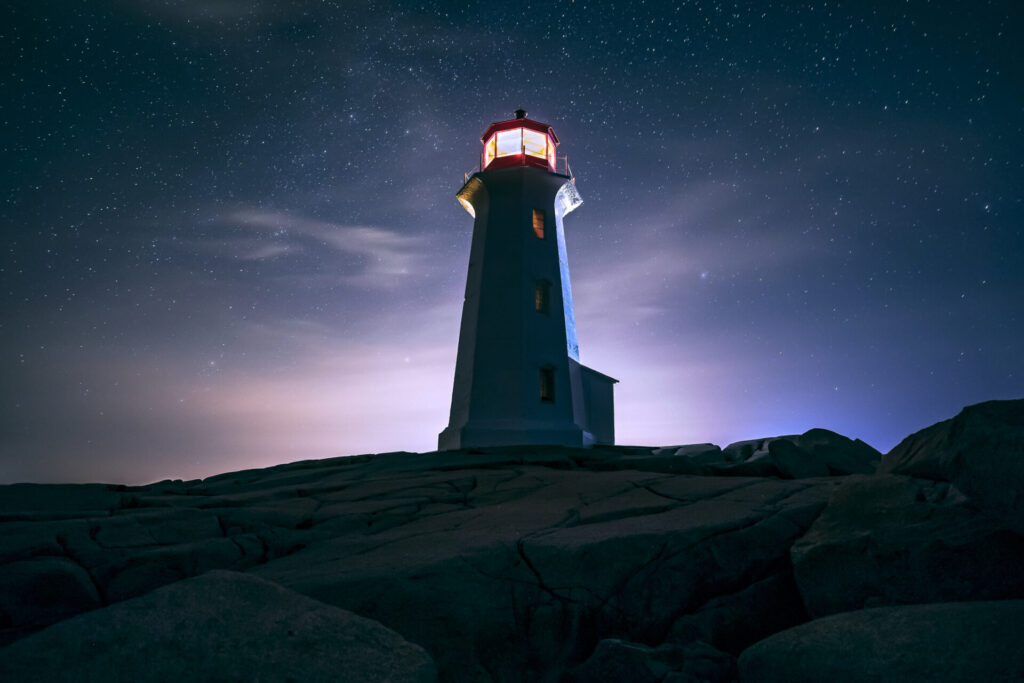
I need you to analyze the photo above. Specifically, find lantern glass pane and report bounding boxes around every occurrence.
[483,135,496,167]
[523,129,547,159]
[495,129,521,157]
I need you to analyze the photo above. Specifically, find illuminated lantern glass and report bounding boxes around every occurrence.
[480,116,558,172]
[495,129,521,158]
[522,129,547,158]
[483,135,496,167]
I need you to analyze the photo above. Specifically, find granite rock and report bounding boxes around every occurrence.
[738,600,1024,682]
[0,570,437,683]
[880,398,1024,530]
[251,471,834,681]
[566,638,735,683]
[0,401,1020,682]
[0,556,101,646]
[719,429,880,479]
[666,572,807,654]
[790,473,1024,617]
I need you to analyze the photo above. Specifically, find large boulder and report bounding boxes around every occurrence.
[0,570,437,683]
[790,474,1024,617]
[790,428,879,474]
[718,429,879,479]
[738,601,1024,682]
[720,437,795,463]
[880,398,1024,530]
[653,443,721,459]
[766,439,831,479]
[0,557,101,646]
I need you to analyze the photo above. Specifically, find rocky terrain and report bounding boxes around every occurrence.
[1,398,1021,682]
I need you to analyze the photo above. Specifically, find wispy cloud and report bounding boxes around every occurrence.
[571,176,818,336]
[198,238,294,261]
[206,208,429,288]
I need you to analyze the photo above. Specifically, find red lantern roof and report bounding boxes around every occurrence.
[481,109,560,145]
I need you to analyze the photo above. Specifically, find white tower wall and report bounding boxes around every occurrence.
[439,114,616,451]
[439,166,586,449]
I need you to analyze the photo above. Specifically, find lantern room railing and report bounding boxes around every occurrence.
[464,155,575,185]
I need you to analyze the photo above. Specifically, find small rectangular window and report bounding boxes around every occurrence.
[535,280,550,314]
[532,209,545,239]
[539,367,555,403]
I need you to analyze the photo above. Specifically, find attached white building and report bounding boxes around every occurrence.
[439,110,617,450]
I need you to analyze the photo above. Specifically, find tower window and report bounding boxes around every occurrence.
[534,280,550,314]
[539,366,555,403]
[532,209,545,239]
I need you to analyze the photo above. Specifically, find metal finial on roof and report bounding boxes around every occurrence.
[514,108,527,119]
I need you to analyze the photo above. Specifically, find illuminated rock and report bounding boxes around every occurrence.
[716,429,880,479]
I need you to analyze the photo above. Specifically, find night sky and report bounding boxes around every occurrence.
[3,1,1021,484]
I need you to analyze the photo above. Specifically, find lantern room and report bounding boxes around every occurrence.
[480,109,558,172]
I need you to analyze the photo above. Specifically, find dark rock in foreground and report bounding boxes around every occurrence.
[0,398,1021,682]
[0,556,101,642]
[738,600,1024,682]
[250,470,832,681]
[880,398,1024,531]
[566,638,736,683]
[0,570,437,683]
[791,473,1024,617]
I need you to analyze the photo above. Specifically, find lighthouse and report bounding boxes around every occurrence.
[439,110,617,450]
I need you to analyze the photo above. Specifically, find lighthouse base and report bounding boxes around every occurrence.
[438,359,618,451]
[438,422,592,451]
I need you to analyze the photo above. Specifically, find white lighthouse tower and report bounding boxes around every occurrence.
[439,110,617,450]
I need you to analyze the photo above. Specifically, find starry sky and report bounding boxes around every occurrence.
[3,1,1021,484]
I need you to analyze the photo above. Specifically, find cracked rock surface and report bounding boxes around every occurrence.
[1,399,1022,682]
